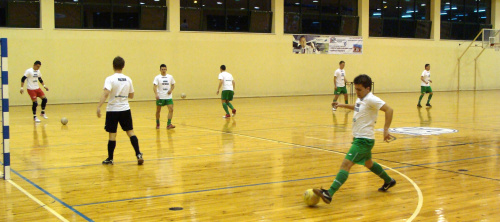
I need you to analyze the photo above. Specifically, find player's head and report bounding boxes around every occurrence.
[113,56,125,70]
[220,65,226,71]
[353,74,372,98]
[33,60,41,70]
[339,61,345,69]
[160,64,167,74]
[299,36,306,47]
[425,64,430,70]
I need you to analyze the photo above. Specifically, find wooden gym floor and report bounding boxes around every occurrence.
[1,90,499,221]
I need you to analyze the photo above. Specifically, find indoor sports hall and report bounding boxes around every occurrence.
[1,1,499,221]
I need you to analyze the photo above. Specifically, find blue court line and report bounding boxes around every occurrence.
[10,169,93,222]
[71,153,500,207]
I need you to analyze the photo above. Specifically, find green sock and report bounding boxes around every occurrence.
[370,162,392,183]
[333,99,337,103]
[167,119,171,125]
[156,119,159,125]
[226,102,235,110]
[345,100,348,104]
[426,94,433,104]
[222,103,230,114]
[328,169,349,196]
[418,94,424,105]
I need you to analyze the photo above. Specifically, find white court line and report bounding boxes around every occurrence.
[304,136,334,142]
[224,131,424,222]
[7,179,69,222]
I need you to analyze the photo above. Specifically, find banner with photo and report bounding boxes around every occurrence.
[293,35,363,55]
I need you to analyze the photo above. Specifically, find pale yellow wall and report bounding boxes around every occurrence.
[2,0,499,105]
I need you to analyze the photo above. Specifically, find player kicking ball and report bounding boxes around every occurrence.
[314,74,396,204]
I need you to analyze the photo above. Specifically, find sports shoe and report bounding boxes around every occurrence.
[102,158,114,165]
[137,153,144,165]
[417,104,422,108]
[40,113,48,119]
[156,124,160,129]
[34,116,41,123]
[426,103,432,107]
[223,114,231,118]
[378,178,396,192]
[232,109,237,117]
[167,124,176,129]
[313,188,332,204]
[332,107,336,111]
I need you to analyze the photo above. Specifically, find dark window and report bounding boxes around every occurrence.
[369,0,431,38]
[0,0,40,28]
[284,0,359,35]
[440,0,492,40]
[54,0,167,30]
[180,0,272,33]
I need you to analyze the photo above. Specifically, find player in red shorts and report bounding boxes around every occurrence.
[20,61,49,123]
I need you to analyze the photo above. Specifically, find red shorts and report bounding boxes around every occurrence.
[27,88,45,100]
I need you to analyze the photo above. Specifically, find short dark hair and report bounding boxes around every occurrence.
[220,65,226,70]
[353,74,372,91]
[425,64,430,68]
[34,61,41,65]
[113,56,125,70]
[339,61,345,65]
[160,64,167,69]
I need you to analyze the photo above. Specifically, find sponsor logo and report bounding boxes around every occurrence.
[376,127,458,136]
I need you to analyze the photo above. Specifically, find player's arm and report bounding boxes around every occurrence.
[216,79,223,95]
[20,76,27,94]
[153,84,159,100]
[379,104,394,142]
[38,77,49,91]
[168,84,174,95]
[421,76,427,84]
[333,76,337,90]
[96,89,110,118]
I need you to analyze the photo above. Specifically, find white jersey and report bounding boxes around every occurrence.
[352,92,386,139]
[23,68,42,90]
[103,73,134,112]
[299,45,319,54]
[334,68,346,87]
[421,70,431,86]
[153,74,175,99]
[218,71,234,91]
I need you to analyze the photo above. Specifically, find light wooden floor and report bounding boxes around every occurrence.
[1,91,499,221]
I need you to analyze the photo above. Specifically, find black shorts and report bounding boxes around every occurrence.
[105,110,133,133]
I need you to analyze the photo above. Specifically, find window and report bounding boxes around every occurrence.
[284,0,358,35]
[369,0,431,38]
[440,0,492,40]
[54,0,167,30]
[0,0,40,28]
[180,0,272,33]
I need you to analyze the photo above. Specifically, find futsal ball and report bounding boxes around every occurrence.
[61,117,68,125]
[180,93,186,99]
[303,189,320,206]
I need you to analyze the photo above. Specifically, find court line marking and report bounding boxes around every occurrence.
[11,169,94,222]
[6,179,69,222]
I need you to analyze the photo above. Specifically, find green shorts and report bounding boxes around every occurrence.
[421,86,432,94]
[156,99,173,106]
[221,90,234,101]
[334,86,348,95]
[345,138,375,165]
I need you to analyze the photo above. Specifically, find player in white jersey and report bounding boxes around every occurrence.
[20,61,49,122]
[153,64,176,129]
[313,74,396,204]
[332,61,349,111]
[418,64,433,107]
[97,56,143,165]
[216,65,236,118]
